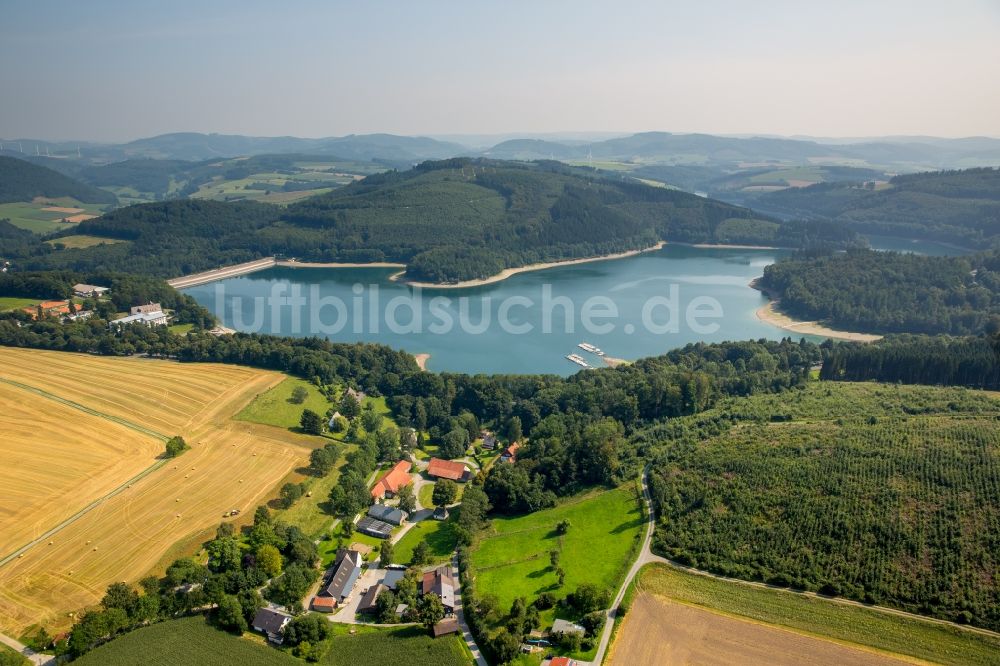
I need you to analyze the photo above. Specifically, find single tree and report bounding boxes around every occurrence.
[379,540,394,568]
[397,483,417,514]
[256,544,283,578]
[214,594,247,634]
[417,593,445,632]
[300,409,323,435]
[164,435,187,458]
[339,392,361,419]
[505,415,523,444]
[290,385,309,404]
[411,540,430,566]
[432,479,458,507]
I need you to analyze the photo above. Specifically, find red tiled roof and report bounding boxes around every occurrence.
[311,596,336,611]
[371,460,412,499]
[426,457,467,481]
[501,442,521,460]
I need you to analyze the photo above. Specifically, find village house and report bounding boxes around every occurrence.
[426,457,469,482]
[542,657,578,666]
[500,442,521,463]
[251,607,292,644]
[370,459,412,500]
[421,564,456,614]
[480,430,498,450]
[72,283,109,298]
[368,503,407,526]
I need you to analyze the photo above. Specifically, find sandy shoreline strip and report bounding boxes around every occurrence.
[686,242,787,251]
[750,279,882,342]
[413,353,430,371]
[400,241,668,289]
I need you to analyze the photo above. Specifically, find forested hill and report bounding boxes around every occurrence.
[0,155,117,205]
[756,167,1000,248]
[20,158,856,281]
[760,249,1000,335]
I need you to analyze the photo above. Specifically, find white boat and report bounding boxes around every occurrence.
[578,342,606,357]
[566,353,591,368]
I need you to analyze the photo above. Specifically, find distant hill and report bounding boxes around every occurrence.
[755,167,1000,247]
[0,156,116,205]
[19,159,857,281]
[483,132,1000,169]
[116,132,468,163]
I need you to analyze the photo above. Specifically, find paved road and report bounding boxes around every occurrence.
[0,633,55,666]
[585,466,663,666]
[451,555,488,666]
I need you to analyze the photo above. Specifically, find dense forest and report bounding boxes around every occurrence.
[757,167,1000,247]
[759,249,1000,335]
[645,382,1000,630]
[2,159,859,282]
[821,334,1000,388]
[0,155,117,205]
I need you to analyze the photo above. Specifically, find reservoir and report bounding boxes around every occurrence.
[183,240,963,375]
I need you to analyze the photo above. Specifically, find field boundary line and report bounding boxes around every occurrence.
[0,457,169,567]
[0,377,169,441]
[0,376,172,567]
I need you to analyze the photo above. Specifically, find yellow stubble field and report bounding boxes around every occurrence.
[0,347,318,634]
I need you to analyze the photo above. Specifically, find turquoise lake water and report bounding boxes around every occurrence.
[183,239,967,375]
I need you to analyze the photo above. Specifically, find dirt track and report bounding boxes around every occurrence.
[607,593,915,666]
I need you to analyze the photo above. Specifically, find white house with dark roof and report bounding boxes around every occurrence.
[251,607,292,643]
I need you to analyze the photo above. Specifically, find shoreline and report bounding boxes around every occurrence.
[750,279,882,343]
[413,353,430,371]
[682,242,788,251]
[275,260,406,269]
[399,241,668,290]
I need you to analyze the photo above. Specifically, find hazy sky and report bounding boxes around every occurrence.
[2,0,999,141]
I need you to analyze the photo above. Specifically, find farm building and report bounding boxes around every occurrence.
[356,516,394,539]
[310,595,336,613]
[481,430,498,450]
[324,549,363,603]
[381,568,406,590]
[433,617,460,637]
[421,564,455,614]
[426,457,468,482]
[358,583,386,614]
[550,619,586,637]
[251,607,292,644]
[368,503,407,526]
[72,283,109,298]
[500,442,521,463]
[370,459,412,499]
[327,411,343,429]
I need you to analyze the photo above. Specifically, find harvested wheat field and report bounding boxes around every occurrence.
[0,381,163,555]
[608,593,913,666]
[0,347,318,634]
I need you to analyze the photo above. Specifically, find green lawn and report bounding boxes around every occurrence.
[469,485,644,612]
[0,642,30,666]
[393,516,459,566]
[168,323,195,335]
[418,482,435,509]
[73,616,299,665]
[236,377,332,430]
[635,563,1000,666]
[0,297,38,312]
